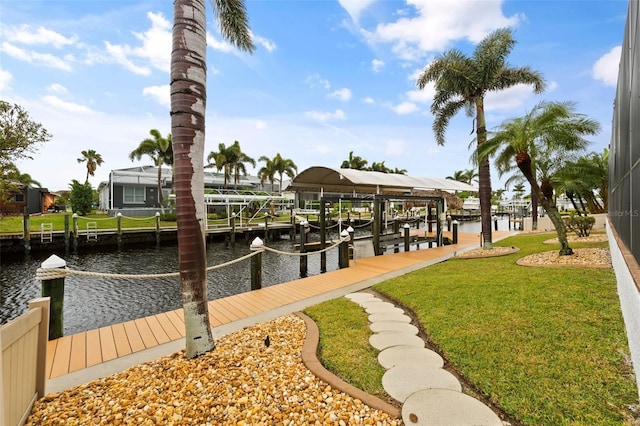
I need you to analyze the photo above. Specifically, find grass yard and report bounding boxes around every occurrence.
[308,233,638,425]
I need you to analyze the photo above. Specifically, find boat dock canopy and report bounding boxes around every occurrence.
[288,166,477,195]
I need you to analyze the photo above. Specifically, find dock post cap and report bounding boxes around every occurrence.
[452,220,459,225]
[116,212,122,217]
[403,223,410,229]
[250,237,264,249]
[155,212,160,216]
[340,229,349,237]
[42,254,66,269]
[346,226,354,233]
[72,213,78,218]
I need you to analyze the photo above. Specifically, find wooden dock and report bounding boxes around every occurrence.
[44,230,511,391]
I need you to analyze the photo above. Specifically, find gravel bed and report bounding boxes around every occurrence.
[27,315,400,425]
[517,247,611,268]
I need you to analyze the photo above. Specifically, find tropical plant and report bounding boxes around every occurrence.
[478,101,600,255]
[555,149,608,214]
[129,129,173,209]
[417,28,545,249]
[259,153,297,192]
[0,100,52,167]
[171,0,254,358]
[77,149,104,183]
[207,140,254,190]
[272,153,297,192]
[340,151,368,170]
[69,179,93,215]
[512,183,526,199]
[257,156,276,191]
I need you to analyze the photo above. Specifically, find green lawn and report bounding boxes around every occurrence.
[307,234,638,425]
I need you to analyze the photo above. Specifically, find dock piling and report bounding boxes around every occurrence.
[39,255,66,340]
[250,237,263,290]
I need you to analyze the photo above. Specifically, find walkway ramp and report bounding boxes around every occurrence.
[45,230,513,393]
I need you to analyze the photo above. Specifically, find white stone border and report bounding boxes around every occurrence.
[607,218,640,400]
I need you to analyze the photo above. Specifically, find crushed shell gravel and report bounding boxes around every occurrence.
[27,314,400,425]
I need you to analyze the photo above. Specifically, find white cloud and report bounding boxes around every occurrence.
[484,83,541,112]
[406,86,434,104]
[104,41,151,75]
[251,32,277,52]
[6,25,77,48]
[42,95,94,114]
[364,0,521,61]
[372,59,385,73]
[328,88,352,102]
[0,42,73,71]
[47,83,68,94]
[593,45,621,87]
[255,120,267,129]
[0,69,12,91]
[104,11,170,74]
[207,33,235,53]
[142,85,170,106]
[362,96,375,104]
[338,0,376,23]
[305,109,346,122]
[393,101,419,115]
[305,73,331,90]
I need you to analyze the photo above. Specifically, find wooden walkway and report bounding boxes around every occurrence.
[45,231,511,385]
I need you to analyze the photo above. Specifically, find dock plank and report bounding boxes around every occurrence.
[165,311,186,337]
[134,318,158,348]
[123,321,146,353]
[46,339,58,379]
[155,313,182,341]
[68,333,87,373]
[111,323,132,357]
[86,329,102,367]
[145,315,170,345]
[98,326,118,362]
[49,335,72,378]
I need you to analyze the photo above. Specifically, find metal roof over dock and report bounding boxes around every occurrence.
[288,166,477,195]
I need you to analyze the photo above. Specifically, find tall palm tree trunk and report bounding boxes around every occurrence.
[531,189,538,230]
[516,152,573,255]
[171,0,214,358]
[476,98,493,249]
[156,164,165,214]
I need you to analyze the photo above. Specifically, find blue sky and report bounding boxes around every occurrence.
[1,0,628,193]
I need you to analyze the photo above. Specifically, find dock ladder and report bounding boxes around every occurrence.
[86,222,98,241]
[40,223,53,243]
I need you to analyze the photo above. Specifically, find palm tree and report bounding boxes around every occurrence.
[77,149,104,183]
[561,149,608,213]
[171,0,254,358]
[479,101,600,255]
[446,170,468,182]
[271,153,297,192]
[229,141,255,190]
[341,151,368,170]
[207,141,254,190]
[392,167,407,175]
[370,161,389,173]
[207,142,235,190]
[257,155,277,191]
[417,28,545,249]
[129,129,173,209]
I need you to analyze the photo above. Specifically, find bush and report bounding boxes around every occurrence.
[160,213,177,222]
[69,180,93,216]
[564,213,596,237]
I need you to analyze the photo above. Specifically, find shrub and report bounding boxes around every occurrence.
[69,180,93,216]
[564,213,596,237]
[160,213,177,222]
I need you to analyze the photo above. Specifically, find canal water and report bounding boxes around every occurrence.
[0,219,504,335]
